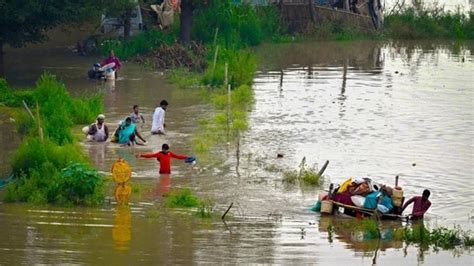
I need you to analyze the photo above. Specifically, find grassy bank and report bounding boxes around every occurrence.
[385,10,474,40]
[0,74,105,206]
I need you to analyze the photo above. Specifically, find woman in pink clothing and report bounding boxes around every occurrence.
[101,50,122,79]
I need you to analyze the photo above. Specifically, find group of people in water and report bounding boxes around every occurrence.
[85,99,194,174]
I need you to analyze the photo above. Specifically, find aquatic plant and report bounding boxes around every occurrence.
[283,157,322,185]
[165,188,201,208]
[195,199,214,219]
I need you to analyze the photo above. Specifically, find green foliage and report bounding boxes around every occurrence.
[165,188,201,208]
[8,73,103,144]
[384,9,473,40]
[0,0,101,48]
[5,162,104,206]
[100,29,178,60]
[3,74,106,206]
[392,224,473,249]
[0,79,35,107]
[283,157,322,185]
[192,1,282,47]
[203,47,257,88]
[195,199,214,218]
[11,138,87,176]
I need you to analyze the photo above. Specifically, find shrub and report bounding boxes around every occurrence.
[165,188,201,208]
[5,162,104,206]
[283,157,322,185]
[11,137,87,176]
[100,28,178,60]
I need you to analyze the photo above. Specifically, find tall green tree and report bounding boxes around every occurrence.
[179,0,210,44]
[0,0,101,77]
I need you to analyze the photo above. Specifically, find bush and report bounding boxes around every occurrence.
[100,28,178,60]
[5,162,104,206]
[384,8,473,39]
[165,188,201,208]
[10,74,103,144]
[193,1,279,47]
[11,138,86,176]
[283,157,322,185]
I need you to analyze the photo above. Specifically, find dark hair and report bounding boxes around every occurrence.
[133,105,139,109]
[162,143,169,150]
[160,100,168,106]
[125,117,132,122]
[422,189,430,198]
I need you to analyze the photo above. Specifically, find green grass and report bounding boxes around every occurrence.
[384,9,474,40]
[282,157,322,185]
[165,188,201,208]
[1,74,106,206]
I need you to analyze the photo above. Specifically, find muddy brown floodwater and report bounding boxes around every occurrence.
[0,40,473,265]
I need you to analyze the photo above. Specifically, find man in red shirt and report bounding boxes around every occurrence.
[401,189,432,220]
[135,144,189,174]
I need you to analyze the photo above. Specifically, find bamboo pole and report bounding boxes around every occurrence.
[22,100,35,121]
[221,202,234,220]
[211,45,219,78]
[317,160,329,177]
[36,100,44,141]
[224,62,228,87]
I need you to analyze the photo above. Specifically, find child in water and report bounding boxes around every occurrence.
[135,144,194,174]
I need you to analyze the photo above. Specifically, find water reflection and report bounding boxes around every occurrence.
[112,206,132,251]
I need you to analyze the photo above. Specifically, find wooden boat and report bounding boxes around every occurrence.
[329,200,409,221]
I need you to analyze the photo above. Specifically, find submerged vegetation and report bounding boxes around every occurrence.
[165,188,214,218]
[0,74,105,206]
[283,157,323,185]
[330,219,474,250]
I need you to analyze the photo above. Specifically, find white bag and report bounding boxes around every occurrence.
[351,195,366,207]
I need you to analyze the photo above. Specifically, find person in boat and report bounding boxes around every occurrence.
[401,189,431,220]
[130,104,145,125]
[101,50,122,79]
[135,143,192,174]
[151,100,168,135]
[115,117,146,146]
[87,114,109,142]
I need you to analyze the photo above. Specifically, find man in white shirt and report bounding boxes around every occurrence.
[151,100,168,134]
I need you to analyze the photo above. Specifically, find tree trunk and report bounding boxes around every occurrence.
[179,0,194,45]
[0,42,4,78]
[123,8,132,40]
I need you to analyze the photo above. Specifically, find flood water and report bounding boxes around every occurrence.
[0,40,473,265]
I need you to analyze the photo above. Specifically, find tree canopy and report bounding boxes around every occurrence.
[0,0,103,76]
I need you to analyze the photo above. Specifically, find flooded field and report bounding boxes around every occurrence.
[0,40,473,264]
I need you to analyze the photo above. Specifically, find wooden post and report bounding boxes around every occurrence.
[224,62,228,87]
[344,0,350,10]
[221,202,233,220]
[227,84,231,135]
[308,0,316,24]
[22,100,35,121]
[395,175,399,187]
[213,27,219,47]
[36,101,44,141]
[211,45,219,78]
[317,160,330,177]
